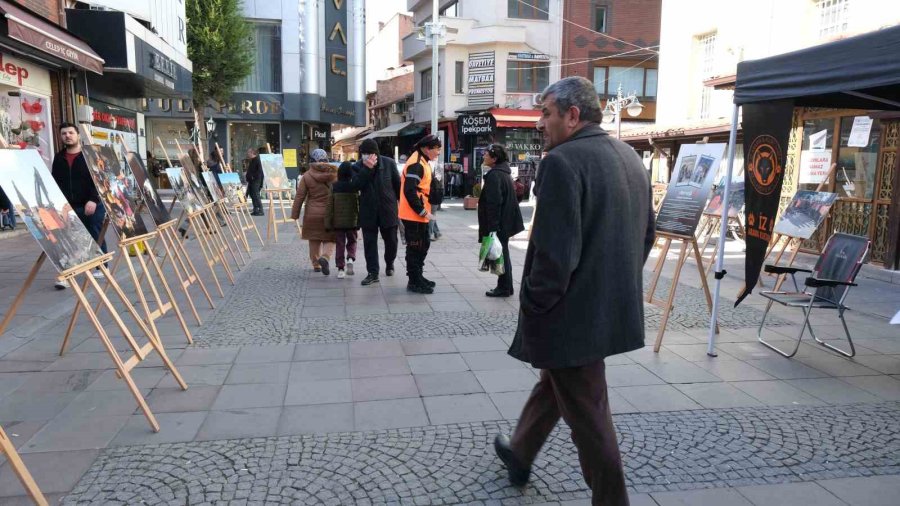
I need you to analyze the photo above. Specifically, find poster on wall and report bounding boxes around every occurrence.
[260,154,291,190]
[126,151,170,225]
[655,143,727,236]
[799,150,832,184]
[0,92,53,166]
[772,191,837,239]
[81,144,148,238]
[165,167,204,214]
[0,149,104,272]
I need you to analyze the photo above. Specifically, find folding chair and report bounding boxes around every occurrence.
[757,233,870,358]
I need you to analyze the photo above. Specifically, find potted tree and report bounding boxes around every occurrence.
[464,182,481,210]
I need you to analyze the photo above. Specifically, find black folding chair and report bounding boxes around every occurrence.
[757,233,870,358]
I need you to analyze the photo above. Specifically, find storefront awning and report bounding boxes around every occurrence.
[363,121,415,140]
[332,126,372,144]
[491,108,541,128]
[66,9,192,98]
[0,0,104,74]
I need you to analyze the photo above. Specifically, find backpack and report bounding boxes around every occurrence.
[429,173,444,206]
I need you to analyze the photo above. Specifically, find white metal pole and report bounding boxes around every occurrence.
[431,0,440,139]
[707,103,741,357]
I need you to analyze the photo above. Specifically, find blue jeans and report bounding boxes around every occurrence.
[76,202,107,254]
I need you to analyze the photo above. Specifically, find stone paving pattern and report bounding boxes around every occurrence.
[64,402,900,505]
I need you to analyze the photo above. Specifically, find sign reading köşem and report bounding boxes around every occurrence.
[458,114,496,137]
[467,51,495,108]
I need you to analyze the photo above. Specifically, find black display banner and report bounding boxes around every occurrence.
[735,99,795,306]
[458,113,496,137]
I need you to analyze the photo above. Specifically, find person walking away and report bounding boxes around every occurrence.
[477,144,524,297]
[51,123,106,289]
[351,139,401,286]
[399,135,442,294]
[325,162,359,278]
[428,161,444,241]
[493,77,656,505]
[245,147,264,216]
[292,149,337,274]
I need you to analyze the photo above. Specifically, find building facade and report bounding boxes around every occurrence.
[561,0,660,126]
[632,0,900,265]
[403,0,563,173]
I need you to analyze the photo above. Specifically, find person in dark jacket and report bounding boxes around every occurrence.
[493,77,655,505]
[245,147,264,215]
[326,162,360,279]
[477,144,525,297]
[51,123,106,289]
[351,138,401,286]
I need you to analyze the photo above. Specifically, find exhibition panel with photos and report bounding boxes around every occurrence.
[260,153,301,243]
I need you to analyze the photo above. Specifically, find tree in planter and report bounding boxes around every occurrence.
[186,0,254,161]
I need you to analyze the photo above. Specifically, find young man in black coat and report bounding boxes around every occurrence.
[493,77,656,505]
[50,123,106,289]
[245,147,264,215]
[351,139,401,286]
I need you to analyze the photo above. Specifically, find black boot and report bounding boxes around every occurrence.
[494,435,531,486]
[420,275,436,288]
[361,273,379,286]
[406,277,433,294]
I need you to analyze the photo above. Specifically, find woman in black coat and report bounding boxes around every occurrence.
[478,144,525,297]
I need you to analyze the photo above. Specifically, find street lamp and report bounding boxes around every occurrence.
[602,84,644,139]
[205,116,215,135]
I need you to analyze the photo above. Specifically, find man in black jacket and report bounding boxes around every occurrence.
[493,77,655,505]
[51,123,106,289]
[245,147,264,215]
[352,139,400,286]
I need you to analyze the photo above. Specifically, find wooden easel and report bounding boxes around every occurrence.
[0,424,48,505]
[646,231,719,352]
[214,142,264,248]
[263,143,301,243]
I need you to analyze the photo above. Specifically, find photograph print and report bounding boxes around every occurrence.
[0,149,104,272]
[177,153,212,205]
[260,154,291,190]
[81,144,148,238]
[165,167,204,214]
[674,155,697,186]
[202,171,226,203]
[773,190,838,239]
[126,151,171,225]
[704,181,745,218]
[218,172,246,205]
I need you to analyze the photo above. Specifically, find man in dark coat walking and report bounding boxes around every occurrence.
[352,138,401,285]
[245,147,264,216]
[493,76,656,505]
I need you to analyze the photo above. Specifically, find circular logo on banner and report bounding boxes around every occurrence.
[747,135,783,196]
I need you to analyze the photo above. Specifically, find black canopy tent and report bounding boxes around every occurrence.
[705,25,900,356]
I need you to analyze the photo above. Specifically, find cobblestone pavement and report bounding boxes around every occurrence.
[193,237,788,348]
[64,401,900,505]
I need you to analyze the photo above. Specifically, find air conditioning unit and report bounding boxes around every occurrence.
[76,104,94,124]
[532,93,542,106]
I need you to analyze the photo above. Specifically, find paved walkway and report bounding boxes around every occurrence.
[0,200,898,505]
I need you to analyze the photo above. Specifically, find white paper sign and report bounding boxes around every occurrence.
[848,116,873,147]
[891,310,900,325]
[799,150,832,184]
[809,129,828,151]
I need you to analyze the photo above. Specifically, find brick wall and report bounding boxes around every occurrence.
[562,0,661,80]
[14,0,61,25]
[374,72,414,106]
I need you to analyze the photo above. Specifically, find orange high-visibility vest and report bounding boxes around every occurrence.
[398,150,432,223]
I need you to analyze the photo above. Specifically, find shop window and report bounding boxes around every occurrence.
[507,61,549,93]
[440,1,459,17]
[238,23,282,92]
[455,61,464,94]
[799,118,836,192]
[421,68,433,100]
[508,0,549,20]
[836,116,880,200]
[0,91,53,167]
[592,66,657,99]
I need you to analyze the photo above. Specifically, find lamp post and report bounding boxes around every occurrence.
[601,84,644,139]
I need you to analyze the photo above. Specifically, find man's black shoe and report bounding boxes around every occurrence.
[318,256,330,276]
[494,435,530,486]
[407,281,433,294]
[385,265,395,276]
[420,276,436,288]
[361,273,379,286]
[486,288,512,298]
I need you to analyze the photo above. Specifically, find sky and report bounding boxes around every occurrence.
[365,0,409,41]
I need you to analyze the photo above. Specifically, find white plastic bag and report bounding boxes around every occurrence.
[487,232,502,261]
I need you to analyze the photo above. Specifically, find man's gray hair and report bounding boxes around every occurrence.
[540,76,603,123]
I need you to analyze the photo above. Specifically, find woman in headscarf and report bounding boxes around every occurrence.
[292,148,338,274]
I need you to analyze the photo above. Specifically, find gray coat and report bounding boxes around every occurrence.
[508,124,656,369]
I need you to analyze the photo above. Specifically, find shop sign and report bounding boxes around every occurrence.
[312,125,331,141]
[458,114,496,137]
[150,52,178,79]
[91,110,137,131]
[0,53,51,94]
[321,0,355,123]
[507,142,542,151]
[508,52,550,60]
[799,150,832,184]
[217,99,283,116]
[467,51,495,107]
